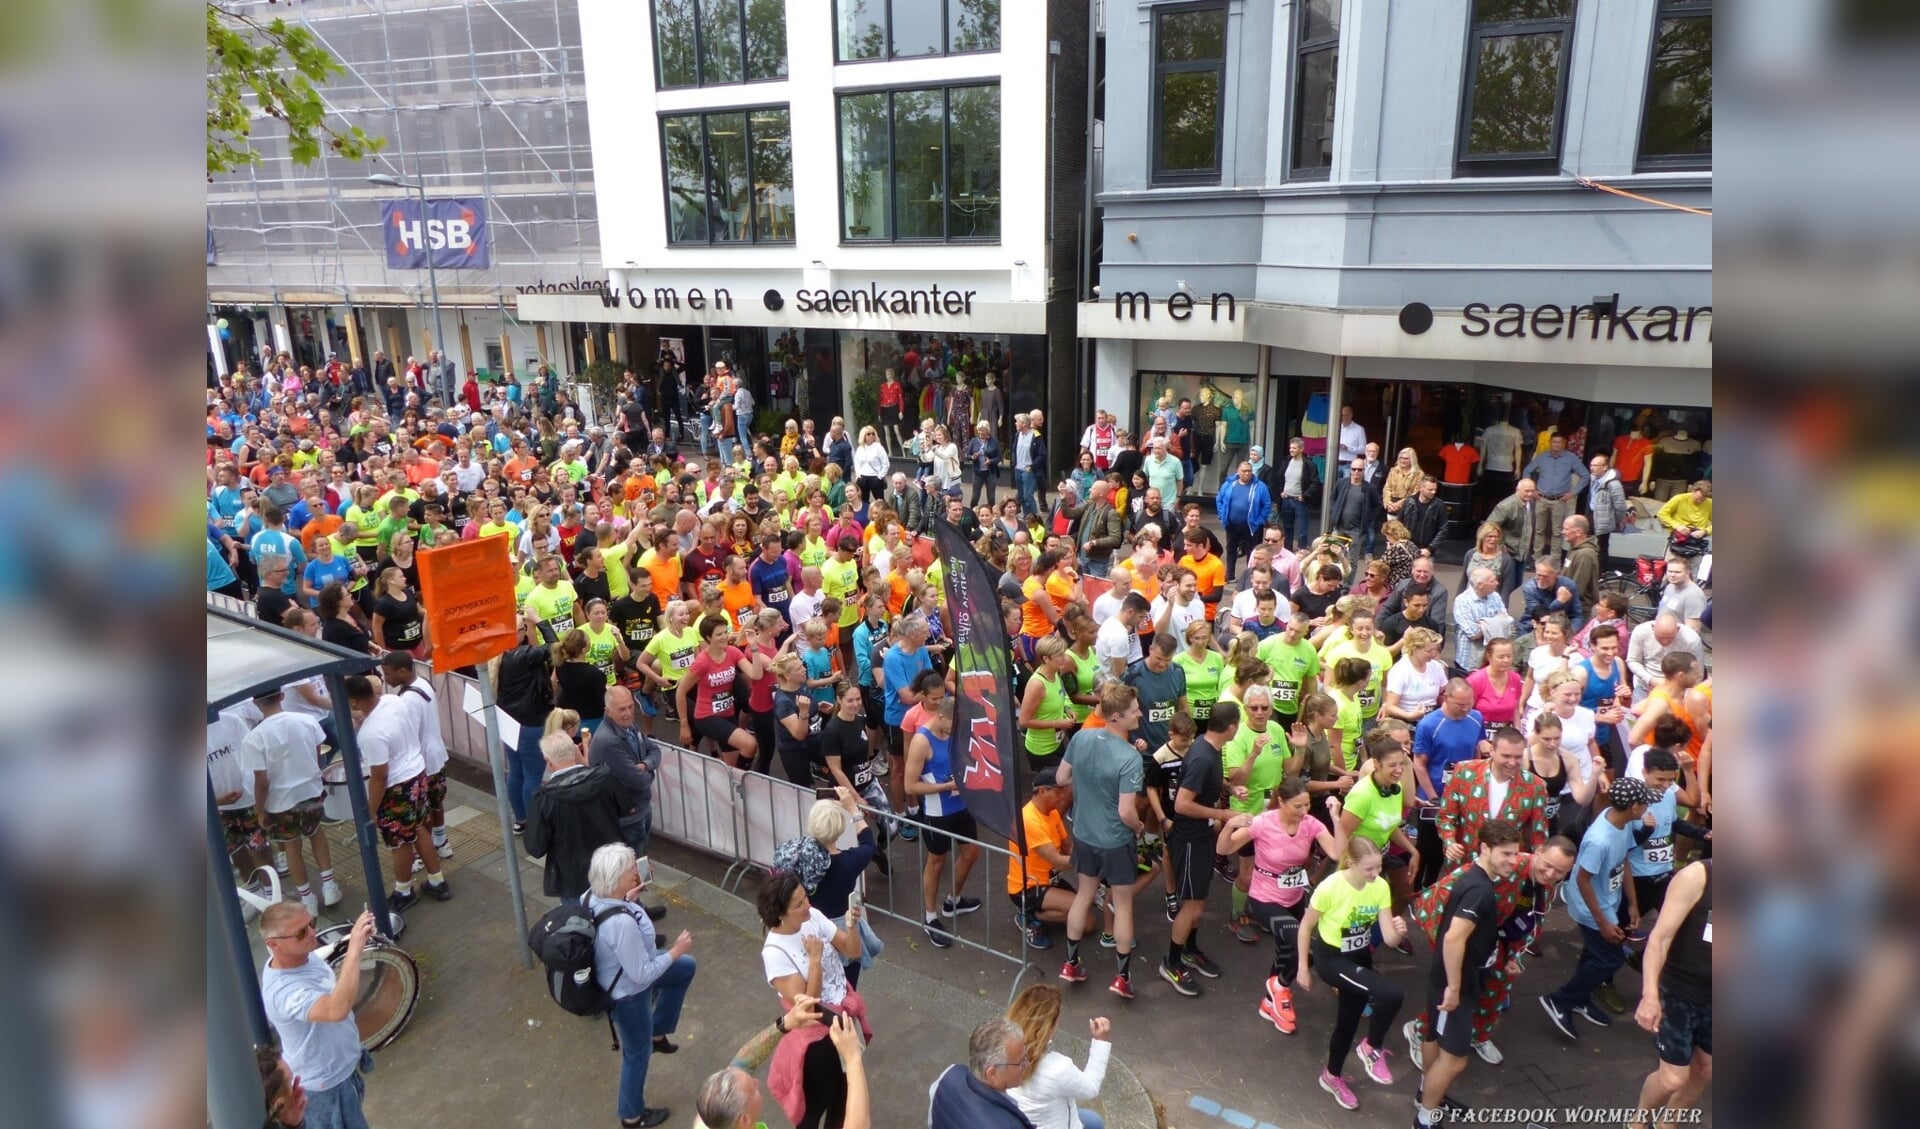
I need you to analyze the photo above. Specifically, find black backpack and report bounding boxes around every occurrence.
[528,895,628,1046]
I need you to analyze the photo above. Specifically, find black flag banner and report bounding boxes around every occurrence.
[931,517,1022,848]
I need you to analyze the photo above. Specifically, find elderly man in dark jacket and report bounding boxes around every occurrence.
[1062,480,1125,578]
[587,686,662,857]
[524,732,631,898]
[1329,457,1382,546]
[928,1018,1036,1129]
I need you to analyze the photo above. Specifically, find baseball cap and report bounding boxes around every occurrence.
[1608,777,1657,810]
[1032,765,1061,789]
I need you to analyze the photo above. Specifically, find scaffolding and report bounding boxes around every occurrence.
[206,0,601,311]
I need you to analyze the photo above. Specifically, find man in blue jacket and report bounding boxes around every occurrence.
[1214,459,1273,582]
[928,1018,1037,1129]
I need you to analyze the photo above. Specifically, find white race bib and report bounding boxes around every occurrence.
[1277,867,1309,890]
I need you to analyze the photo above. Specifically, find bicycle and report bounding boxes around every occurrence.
[1596,534,1712,626]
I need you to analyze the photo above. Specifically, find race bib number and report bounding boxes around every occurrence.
[1340,924,1372,953]
[852,764,874,788]
[1544,797,1561,822]
[1358,687,1379,713]
[1607,864,1625,893]
[766,584,791,604]
[1192,697,1214,721]
[1148,705,1175,724]
[627,625,656,647]
[709,692,734,716]
[1701,912,1712,945]
[808,711,824,734]
[396,620,422,644]
[1277,867,1309,890]
[670,647,696,671]
[1641,837,1673,867]
[551,615,575,635]
[1272,681,1299,705]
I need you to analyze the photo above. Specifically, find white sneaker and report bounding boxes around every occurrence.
[1473,1039,1503,1064]
[1403,1019,1426,1072]
[300,891,319,918]
[433,835,451,857]
[273,850,290,875]
[321,879,344,907]
[412,856,424,875]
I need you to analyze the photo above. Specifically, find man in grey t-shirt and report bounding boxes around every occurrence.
[261,903,376,1129]
[1056,684,1149,997]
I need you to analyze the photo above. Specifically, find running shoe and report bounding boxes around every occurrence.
[1472,1039,1503,1064]
[1415,1094,1471,1123]
[1165,892,1180,922]
[1213,855,1239,880]
[1593,982,1628,1015]
[273,850,290,875]
[924,919,953,948]
[1402,1020,1425,1072]
[1108,974,1135,1000]
[898,824,918,842]
[432,834,452,857]
[1356,1039,1394,1085]
[320,879,344,907]
[1539,995,1579,1040]
[412,856,424,875]
[388,888,419,911]
[512,821,526,835]
[1318,1069,1359,1111]
[1058,959,1089,984]
[1098,932,1117,948]
[1569,1002,1613,1029]
[942,895,983,918]
[1226,913,1259,944]
[1260,978,1297,1034]
[1025,923,1052,950]
[423,879,453,902]
[1182,949,1223,979]
[300,891,319,918]
[1158,962,1201,997]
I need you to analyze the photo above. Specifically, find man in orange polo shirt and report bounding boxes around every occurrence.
[1177,529,1226,621]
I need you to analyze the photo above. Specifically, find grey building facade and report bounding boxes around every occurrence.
[1078,0,1711,529]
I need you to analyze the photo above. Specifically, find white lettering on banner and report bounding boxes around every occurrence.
[395,219,474,253]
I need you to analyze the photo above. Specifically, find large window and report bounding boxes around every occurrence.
[1152,4,1227,184]
[661,107,793,244]
[654,0,787,88]
[1457,0,1576,175]
[835,0,1000,61]
[838,84,1000,243]
[1637,0,1711,169]
[1290,0,1339,177]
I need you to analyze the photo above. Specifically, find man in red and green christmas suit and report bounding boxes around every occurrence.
[1406,844,1577,1055]
[1434,728,1552,859]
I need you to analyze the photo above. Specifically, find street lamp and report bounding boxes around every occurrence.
[369,169,450,404]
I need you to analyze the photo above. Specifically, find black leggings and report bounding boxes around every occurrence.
[1249,896,1305,983]
[1309,939,1404,1077]
[1414,812,1446,890]
[749,711,778,776]
[797,1032,848,1129]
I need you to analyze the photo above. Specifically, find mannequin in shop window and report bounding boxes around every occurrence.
[977,373,1005,439]
[1649,429,1703,500]
[1220,388,1253,476]
[1193,386,1224,492]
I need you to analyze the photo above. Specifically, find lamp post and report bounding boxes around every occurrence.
[369,169,450,404]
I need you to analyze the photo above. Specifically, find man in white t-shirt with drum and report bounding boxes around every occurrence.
[346,674,450,910]
[241,688,339,918]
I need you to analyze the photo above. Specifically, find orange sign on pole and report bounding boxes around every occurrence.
[417,536,519,669]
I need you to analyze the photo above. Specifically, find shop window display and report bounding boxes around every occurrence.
[1134,371,1259,496]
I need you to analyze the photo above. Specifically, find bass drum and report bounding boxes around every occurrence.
[314,924,422,1050]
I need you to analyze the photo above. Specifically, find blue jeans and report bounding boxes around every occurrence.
[611,955,698,1118]
[697,412,713,455]
[1548,922,1629,1013]
[1279,497,1311,549]
[303,1072,370,1129]
[1079,1111,1107,1129]
[1016,468,1038,517]
[1080,553,1110,579]
[736,417,752,456]
[507,724,545,823]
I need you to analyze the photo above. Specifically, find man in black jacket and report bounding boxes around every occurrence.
[495,643,554,832]
[1400,474,1448,553]
[1329,457,1382,546]
[588,687,661,857]
[524,732,632,898]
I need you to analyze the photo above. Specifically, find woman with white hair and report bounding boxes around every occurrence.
[586,842,698,1128]
[801,790,880,987]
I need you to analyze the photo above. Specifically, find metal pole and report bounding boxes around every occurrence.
[1320,355,1345,539]
[325,673,395,933]
[209,785,270,1129]
[417,169,449,406]
[208,775,272,1046]
[479,672,534,967]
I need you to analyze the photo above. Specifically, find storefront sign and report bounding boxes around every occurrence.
[514,277,610,294]
[787,284,977,316]
[1110,290,1237,322]
[1398,295,1711,343]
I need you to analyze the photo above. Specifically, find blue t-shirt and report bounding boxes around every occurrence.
[853,618,890,688]
[1412,709,1487,796]
[207,539,238,591]
[1629,786,1680,879]
[882,644,933,726]
[803,645,837,710]
[301,555,353,606]
[209,484,246,522]
[250,528,307,596]
[1566,814,1637,929]
[748,556,795,622]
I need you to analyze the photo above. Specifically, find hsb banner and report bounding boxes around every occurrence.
[382,196,491,269]
[932,518,1022,848]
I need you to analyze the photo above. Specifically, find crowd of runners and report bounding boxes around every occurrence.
[211,347,1712,1128]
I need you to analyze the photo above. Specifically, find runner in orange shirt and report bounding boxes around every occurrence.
[718,552,758,628]
[1178,528,1226,621]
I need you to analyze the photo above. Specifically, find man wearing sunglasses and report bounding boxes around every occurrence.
[260,904,378,1129]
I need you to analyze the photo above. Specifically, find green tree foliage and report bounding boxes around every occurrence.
[206,1,384,177]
